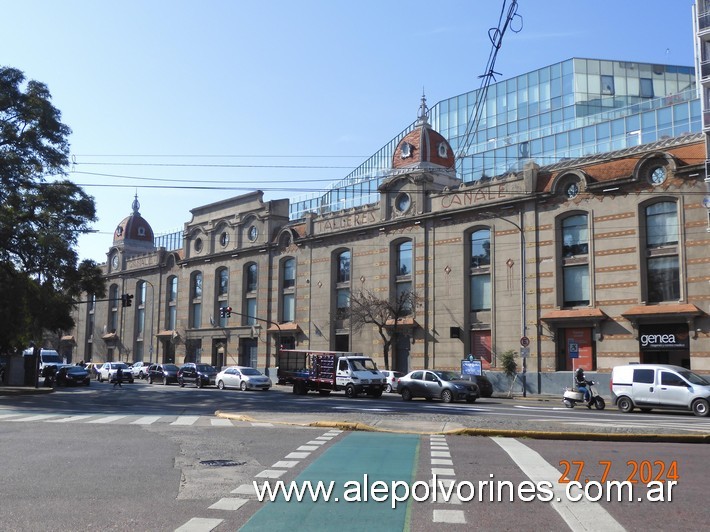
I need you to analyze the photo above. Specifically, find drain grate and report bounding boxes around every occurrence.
[199,459,245,467]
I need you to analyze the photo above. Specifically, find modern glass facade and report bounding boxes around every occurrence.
[290,58,698,220]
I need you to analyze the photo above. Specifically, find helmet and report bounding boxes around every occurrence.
[575,368,584,377]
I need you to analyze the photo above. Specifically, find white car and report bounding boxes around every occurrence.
[98,362,134,383]
[129,361,150,379]
[381,370,404,393]
[216,366,272,391]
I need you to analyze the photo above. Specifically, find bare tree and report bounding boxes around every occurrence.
[348,289,420,370]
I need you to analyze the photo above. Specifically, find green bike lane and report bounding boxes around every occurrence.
[241,432,420,531]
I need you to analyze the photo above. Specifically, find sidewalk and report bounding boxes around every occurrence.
[0,386,54,396]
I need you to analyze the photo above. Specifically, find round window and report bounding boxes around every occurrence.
[649,166,666,185]
[248,225,258,242]
[395,193,411,213]
[194,237,203,252]
[220,231,230,247]
[565,182,579,199]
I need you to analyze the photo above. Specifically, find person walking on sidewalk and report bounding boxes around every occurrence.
[114,365,123,388]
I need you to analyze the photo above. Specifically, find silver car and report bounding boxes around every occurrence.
[397,369,479,403]
[216,366,272,391]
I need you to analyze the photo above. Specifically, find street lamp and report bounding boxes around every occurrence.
[482,210,528,397]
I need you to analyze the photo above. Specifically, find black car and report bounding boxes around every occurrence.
[178,363,218,388]
[56,365,91,386]
[459,373,494,398]
[147,363,180,385]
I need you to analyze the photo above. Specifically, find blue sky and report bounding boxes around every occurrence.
[1,0,697,262]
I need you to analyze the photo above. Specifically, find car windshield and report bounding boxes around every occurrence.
[196,364,214,372]
[41,354,62,363]
[163,364,179,371]
[113,363,130,369]
[433,371,460,382]
[67,367,86,374]
[241,368,261,376]
[350,359,377,371]
[678,370,710,386]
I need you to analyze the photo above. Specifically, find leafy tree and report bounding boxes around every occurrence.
[0,66,105,352]
[348,288,420,370]
[500,349,518,379]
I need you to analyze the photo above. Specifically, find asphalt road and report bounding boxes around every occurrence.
[0,419,704,531]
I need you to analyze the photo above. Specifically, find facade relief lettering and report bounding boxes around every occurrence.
[438,184,508,210]
[316,210,378,234]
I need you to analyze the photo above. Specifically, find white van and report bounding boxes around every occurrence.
[22,348,65,373]
[610,364,710,417]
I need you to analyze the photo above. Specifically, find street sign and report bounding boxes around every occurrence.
[568,340,579,359]
[461,360,482,376]
[520,347,529,358]
[520,336,530,347]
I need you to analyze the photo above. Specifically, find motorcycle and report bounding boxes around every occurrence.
[563,381,605,410]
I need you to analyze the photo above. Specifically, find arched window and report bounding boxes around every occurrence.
[645,201,679,302]
[560,214,589,307]
[244,263,258,326]
[216,268,229,327]
[395,241,413,315]
[167,276,178,330]
[190,272,202,328]
[335,250,351,319]
[281,258,296,322]
[470,229,491,311]
[108,284,119,333]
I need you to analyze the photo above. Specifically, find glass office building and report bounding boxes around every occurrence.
[290,58,698,220]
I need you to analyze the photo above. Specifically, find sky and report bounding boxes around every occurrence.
[1,0,698,263]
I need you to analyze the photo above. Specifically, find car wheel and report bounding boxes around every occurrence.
[139,371,145,379]
[441,390,453,403]
[385,384,392,393]
[401,388,412,401]
[240,381,247,391]
[345,384,356,398]
[617,396,634,413]
[692,398,710,417]
[217,380,225,390]
[594,397,605,410]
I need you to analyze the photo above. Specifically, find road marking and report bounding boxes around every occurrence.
[296,445,319,451]
[10,414,58,422]
[88,415,127,424]
[208,498,248,511]
[272,461,299,468]
[210,418,233,426]
[171,415,200,426]
[433,509,466,523]
[255,470,287,479]
[174,517,223,532]
[132,416,162,425]
[285,452,310,459]
[231,484,257,496]
[492,437,625,532]
[47,415,93,423]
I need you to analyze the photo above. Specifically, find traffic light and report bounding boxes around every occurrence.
[219,307,226,318]
[121,294,133,307]
[225,306,232,317]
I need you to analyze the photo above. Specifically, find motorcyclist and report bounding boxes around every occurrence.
[575,368,591,403]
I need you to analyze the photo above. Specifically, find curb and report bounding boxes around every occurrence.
[0,387,54,396]
[215,411,709,443]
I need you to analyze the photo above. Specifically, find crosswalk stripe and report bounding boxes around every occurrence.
[10,414,58,422]
[46,415,94,423]
[210,418,233,426]
[87,415,127,424]
[132,416,162,425]
[171,415,200,426]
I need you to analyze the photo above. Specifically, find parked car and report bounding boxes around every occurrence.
[97,362,135,384]
[84,362,102,379]
[397,369,480,403]
[147,363,180,385]
[216,366,272,391]
[130,361,150,379]
[611,364,710,416]
[459,373,494,398]
[177,363,218,388]
[381,370,405,393]
[56,365,91,386]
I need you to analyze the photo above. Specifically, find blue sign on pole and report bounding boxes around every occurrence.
[461,360,482,376]
[568,340,579,359]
